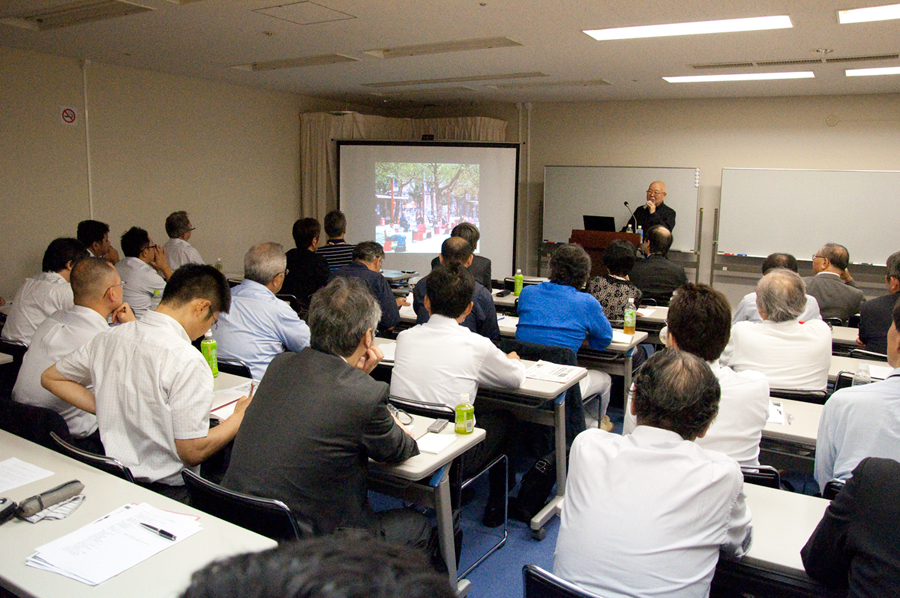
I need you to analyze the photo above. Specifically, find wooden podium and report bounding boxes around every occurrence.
[569,230,642,277]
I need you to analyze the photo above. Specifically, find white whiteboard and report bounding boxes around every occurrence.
[543,166,700,252]
[719,168,900,265]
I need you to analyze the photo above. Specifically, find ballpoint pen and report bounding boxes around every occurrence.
[140,522,177,541]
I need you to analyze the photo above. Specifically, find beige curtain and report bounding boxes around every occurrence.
[299,112,508,220]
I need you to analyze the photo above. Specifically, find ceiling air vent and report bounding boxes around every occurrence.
[692,62,755,70]
[0,0,153,31]
[825,53,899,63]
[756,58,821,66]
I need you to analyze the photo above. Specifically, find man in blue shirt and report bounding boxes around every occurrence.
[215,242,310,380]
[335,241,407,333]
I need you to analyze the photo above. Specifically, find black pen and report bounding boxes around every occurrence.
[140,522,177,541]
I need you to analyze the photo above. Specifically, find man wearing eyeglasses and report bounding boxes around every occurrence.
[163,210,204,271]
[116,226,173,319]
[804,243,866,322]
[626,181,676,234]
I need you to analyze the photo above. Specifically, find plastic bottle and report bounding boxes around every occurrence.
[626,223,633,233]
[852,362,871,386]
[623,297,637,335]
[514,269,524,296]
[201,330,218,378]
[215,258,223,272]
[636,225,643,241]
[454,393,475,434]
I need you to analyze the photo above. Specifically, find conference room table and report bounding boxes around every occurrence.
[829,355,893,381]
[0,429,277,598]
[761,398,823,473]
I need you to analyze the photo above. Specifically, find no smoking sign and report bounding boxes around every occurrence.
[60,106,77,126]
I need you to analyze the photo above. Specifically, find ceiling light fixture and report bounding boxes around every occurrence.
[664,71,814,83]
[584,15,792,41]
[363,72,545,88]
[231,54,358,71]
[845,65,900,76]
[363,36,521,59]
[838,3,900,24]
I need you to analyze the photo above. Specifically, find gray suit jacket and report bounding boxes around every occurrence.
[803,273,865,322]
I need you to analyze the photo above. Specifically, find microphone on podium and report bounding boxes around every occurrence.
[624,201,637,231]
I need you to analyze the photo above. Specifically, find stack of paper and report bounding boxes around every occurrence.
[525,360,586,384]
[27,503,202,585]
[211,380,257,420]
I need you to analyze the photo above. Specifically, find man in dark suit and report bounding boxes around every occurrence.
[802,457,900,598]
[858,250,900,354]
[335,241,407,332]
[283,217,330,312]
[222,277,430,546]
[624,180,676,233]
[628,225,688,306]
[804,243,866,322]
[430,222,491,288]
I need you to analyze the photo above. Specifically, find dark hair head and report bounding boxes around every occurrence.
[70,257,117,303]
[292,218,321,249]
[632,349,720,441]
[646,226,674,257]
[762,253,798,274]
[549,243,591,288]
[886,251,900,281]
[427,265,475,319]
[76,220,110,248]
[451,222,480,249]
[42,237,89,273]
[440,236,473,267]
[309,277,381,358]
[120,227,151,258]
[353,241,384,263]
[756,268,807,322]
[820,243,850,270]
[160,264,231,314]
[603,239,637,276]
[179,531,454,598]
[323,210,347,238]
[165,211,192,238]
[667,284,731,361]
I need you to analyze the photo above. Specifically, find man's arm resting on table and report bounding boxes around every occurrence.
[41,365,96,414]
[175,396,251,467]
[362,395,419,463]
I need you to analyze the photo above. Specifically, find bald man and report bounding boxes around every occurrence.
[626,181,676,233]
[13,257,134,452]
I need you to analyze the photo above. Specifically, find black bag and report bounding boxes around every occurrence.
[509,458,556,523]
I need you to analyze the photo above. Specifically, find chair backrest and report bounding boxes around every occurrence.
[217,358,252,379]
[523,565,604,598]
[849,348,888,362]
[0,401,72,450]
[823,317,845,328]
[388,395,455,421]
[181,469,312,542]
[823,479,846,500]
[769,388,829,405]
[833,370,855,392]
[50,431,136,483]
[741,465,781,490]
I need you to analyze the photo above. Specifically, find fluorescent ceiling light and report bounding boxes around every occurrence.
[664,71,814,83]
[838,3,900,24]
[846,66,900,76]
[585,15,792,41]
[363,37,521,59]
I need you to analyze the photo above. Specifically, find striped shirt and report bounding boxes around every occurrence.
[316,240,356,272]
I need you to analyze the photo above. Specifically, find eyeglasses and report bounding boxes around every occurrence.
[142,244,159,253]
[106,281,126,294]
[812,254,826,261]
[646,190,665,196]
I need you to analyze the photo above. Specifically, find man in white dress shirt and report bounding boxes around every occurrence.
[391,264,525,527]
[814,299,900,493]
[42,264,251,503]
[721,268,831,391]
[215,242,310,380]
[163,210,204,271]
[116,226,174,319]
[77,220,120,264]
[2,238,89,345]
[732,253,821,324]
[554,349,752,598]
[625,284,770,466]
[13,257,134,452]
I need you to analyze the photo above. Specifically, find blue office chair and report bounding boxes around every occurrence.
[522,565,605,598]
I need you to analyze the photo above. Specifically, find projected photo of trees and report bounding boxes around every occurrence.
[374,162,480,253]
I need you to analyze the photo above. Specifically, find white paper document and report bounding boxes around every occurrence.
[379,342,397,363]
[0,458,53,494]
[416,433,457,454]
[525,360,585,384]
[636,308,658,318]
[210,380,257,420]
[611,330,638,344]
[26,502,202,586]
[869,364,893,380]
[767,401,785,425]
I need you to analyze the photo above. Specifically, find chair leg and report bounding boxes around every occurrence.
[457,453,508,580]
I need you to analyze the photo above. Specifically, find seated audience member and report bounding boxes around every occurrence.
[215,243,311,380]
[721,268,831,390]
[13,258,134,452]
[587,239,642,324]
[413,237,500,342]
[804,243,866,322]
[628,225,688,306]
[77,219,119,264]
[857,250,900,354]
[335,241,406,333]
[163,210,204,270]
[624,284,769,466]
[42,265,250,503]
[2,238,89,345]
[116,226,173,319]
[554,350,752,598]
[316,210,356,272]
[282,217,330,312]
[393,264,525,526]
[429,222,491,289]
[179,532,455,598]
[223,278,431,547]
[516,243,613,419]
[814,299,900,492]
[802,457,900,598]
[732,252,822,324]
